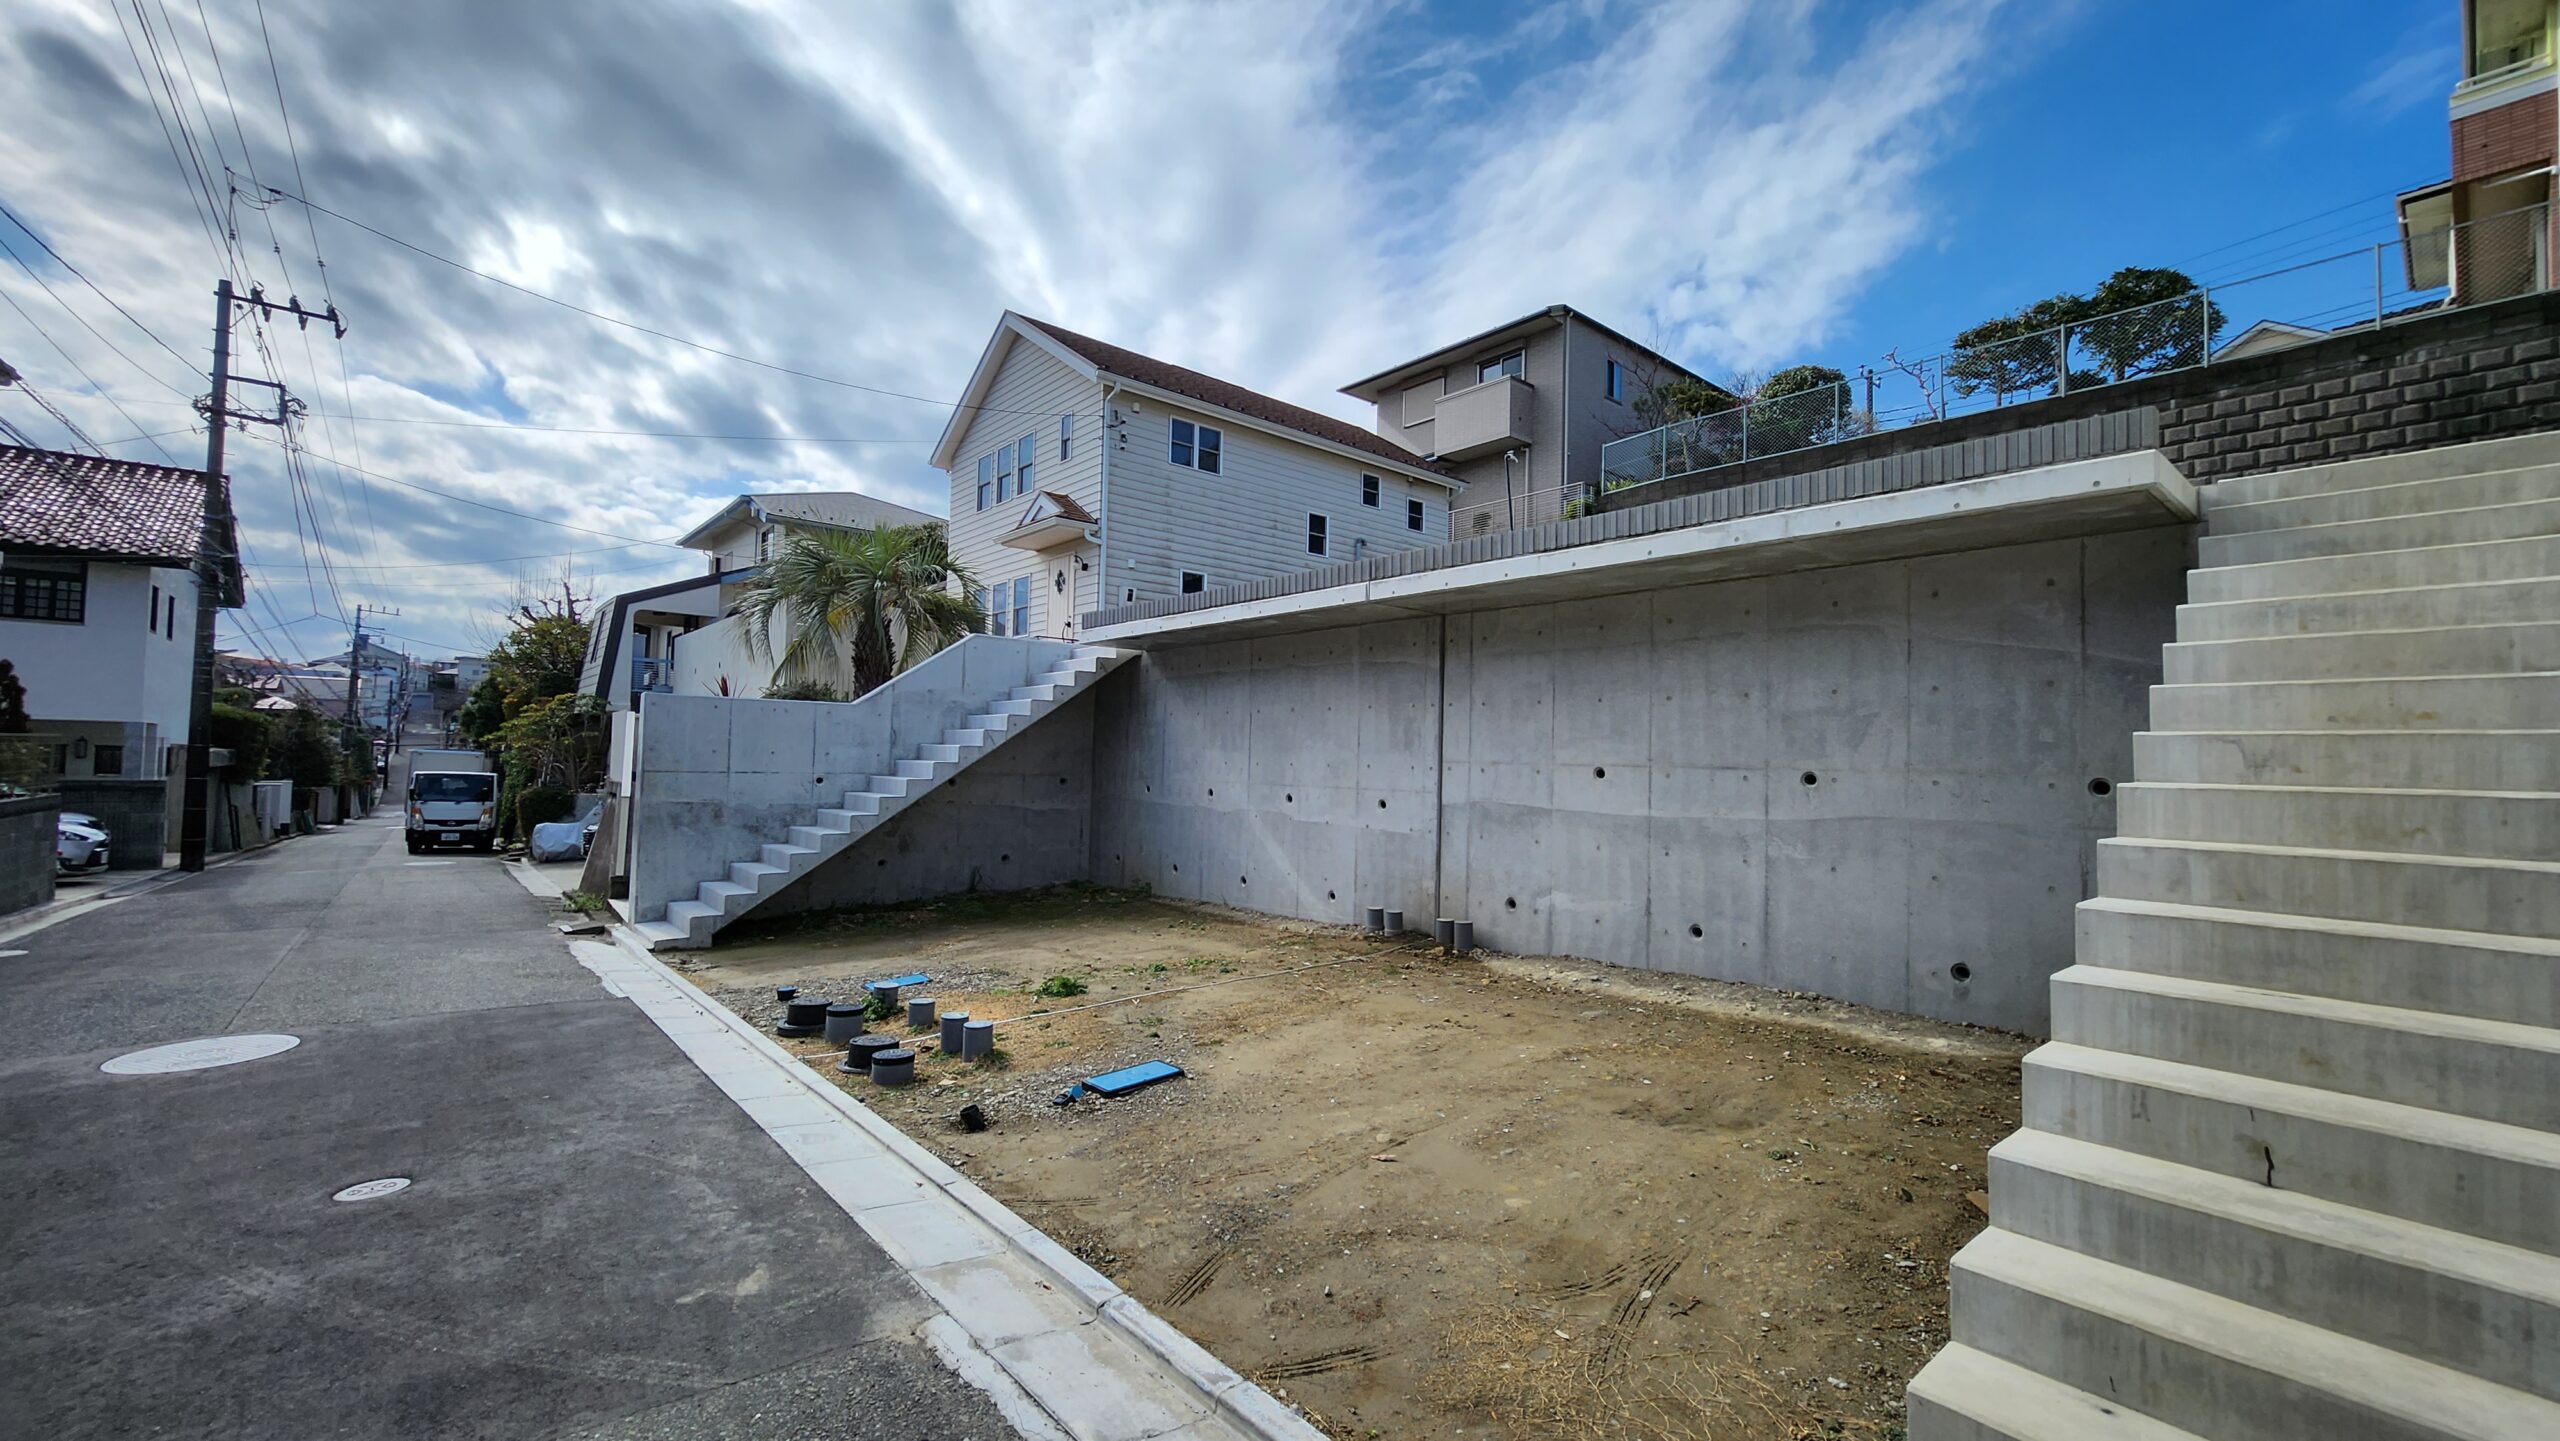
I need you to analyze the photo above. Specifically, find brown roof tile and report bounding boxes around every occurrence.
[0,445,244,599]
[1017,317,1458,480]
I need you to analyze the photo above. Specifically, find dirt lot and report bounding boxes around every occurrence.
[684,887,2026,1441]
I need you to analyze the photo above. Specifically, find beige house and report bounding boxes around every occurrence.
[1337,305,1726,537]
[933,314,1466,636]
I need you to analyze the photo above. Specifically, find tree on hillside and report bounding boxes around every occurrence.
[1946,293,2086,401]
[457,677,506,747]
[1947,267,2224,402]
[738,524,984,699]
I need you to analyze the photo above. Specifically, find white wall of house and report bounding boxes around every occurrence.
[1098,399,1449,610]
[944,338,1104,639]
[2,558,198,778]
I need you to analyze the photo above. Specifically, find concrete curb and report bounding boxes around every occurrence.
[587,920,1323,1441]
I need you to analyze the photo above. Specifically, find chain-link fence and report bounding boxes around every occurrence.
[1597,203,2553,497]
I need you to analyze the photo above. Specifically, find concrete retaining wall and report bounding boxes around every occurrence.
[0,792,60,915]
[1088,526,2188,1035]
[628,636,1073,923]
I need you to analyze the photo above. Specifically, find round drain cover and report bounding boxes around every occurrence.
[102,1033,300,1075]
[333,1177,411,1202]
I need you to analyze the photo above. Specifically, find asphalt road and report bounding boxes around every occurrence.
[0,800,1018,1439]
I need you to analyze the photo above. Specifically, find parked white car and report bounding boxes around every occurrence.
[57,811,109,875]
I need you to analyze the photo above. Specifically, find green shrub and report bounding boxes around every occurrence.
[515,785,575,834]
[764,679,849,702]
[210,703,275,780]
[1034,974,1087,998]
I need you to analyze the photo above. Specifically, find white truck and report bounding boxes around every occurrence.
[405,747,498,854]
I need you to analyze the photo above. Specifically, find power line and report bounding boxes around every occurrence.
[253,179,1097,421]
[224,425,697,547]
[0,228,196,400]
[114,393,932,443]
[0,199,201,372]
[0,290,181,464]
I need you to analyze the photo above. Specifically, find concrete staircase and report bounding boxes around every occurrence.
[1908,433,2560,1440]
[634,643,1133,951]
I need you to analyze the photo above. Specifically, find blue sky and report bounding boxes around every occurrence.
[0,0,2468,659]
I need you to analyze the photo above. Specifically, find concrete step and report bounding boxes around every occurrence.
[2076,895,2560,1025]
[990,699,1037,717]
[2162,621,2560,682]
[963,712,1018,732]
[2022,1043,2560,1255]
[2133,729,2560,791]
[2199,432,2560,509]
[2095,834,2560,935]
[895,758,942,781]
[840,792,883,816]
[2205,463,2560,534]
[1948,1227,2560,1440]
[2149,673,2560,732]
[634,919,689,949]
[813,808,867,830]
[1008,684,1062,703]
[2049,965,2560,1131]
[1988,1130,2560,1402]
[2188,534,2560,604]
[866,775,913,797]
[1906,1343,2206,1441]
[666,899,716,933]
[2113,781,2560,861]
[699,879,753,911]
[2200,495,2560,569]
[786,824,848,851]
[919,743,968,763]
[2176,575,2560,642]
[943,728,991,748]
[758,842,816,871]
[729,860,785,889]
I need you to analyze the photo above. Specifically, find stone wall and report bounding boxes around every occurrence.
[54,778,168,869]
[0,792,60,914]
[1088,525,2189,1036]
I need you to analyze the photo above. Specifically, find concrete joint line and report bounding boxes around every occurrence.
[589,922,1320,1441]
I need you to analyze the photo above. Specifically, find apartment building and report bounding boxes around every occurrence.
[934,313,1465,637]
[2397,0,2557,301]
[1337,305,1729,536]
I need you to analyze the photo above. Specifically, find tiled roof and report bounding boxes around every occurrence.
[674,488,942,549]
[0,445,244,599]
[1016,317,1459,480]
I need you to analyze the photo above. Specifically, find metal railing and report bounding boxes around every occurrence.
[632,655,673,694]
[1599,204,2553,497]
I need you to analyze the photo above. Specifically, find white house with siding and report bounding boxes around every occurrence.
[931,313,1465,637]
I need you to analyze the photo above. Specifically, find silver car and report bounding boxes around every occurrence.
[57,811,110,875]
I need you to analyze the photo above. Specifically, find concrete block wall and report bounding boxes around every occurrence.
[0,793,59,914]
[627,636,1071,922]
[1089,525,2189,1035]
[54,777,169,869]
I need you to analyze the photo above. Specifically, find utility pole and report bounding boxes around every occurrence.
[343,604,398,793]
[180,280,344,872]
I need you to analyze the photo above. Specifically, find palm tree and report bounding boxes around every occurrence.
[736,523,985,698]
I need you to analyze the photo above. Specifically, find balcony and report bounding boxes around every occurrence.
[1432,374,1533,462]
[2453,27,2552,109]
[633,655,673,695]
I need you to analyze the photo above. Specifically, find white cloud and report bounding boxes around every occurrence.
[0,0,2007,658]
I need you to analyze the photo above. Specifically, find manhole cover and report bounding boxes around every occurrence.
[101,1034,300,1075]
[333,1178,412,1202]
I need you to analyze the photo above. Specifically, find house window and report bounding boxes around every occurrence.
[996,442,1016,502]
[977,455,994,511]
[1478,350,1524,383]
[1180,570,1205,594]
[756,527,773,563]
[1170,418,1223,474]
[1059,414,1073,460]
[1607,358,1625,402]
[1361,474,1380,508]
[166,600,175,639]
[982,584,1007,636]
[0,557,85,622]
[93,744,124,777]
[1407,498,1425,532]
[1010,576,1032,637]
[150,585,160,632]
[1017,431,1037,493]
[1306,513,1328,556]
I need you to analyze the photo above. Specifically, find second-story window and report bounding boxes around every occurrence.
[1478,350,1523,384]
[1180,570,1205,594]
[977,455,994,511]
[1407,497,1425,532]
[1170,418,1223,474]
[1607,358,1625,402]
[1361,474,1380,507]
[1059,414,1073,460]
[1017,431,1037,493]
[1002,442,1020,501]
[1306,513,1328,556]
[150,585,160,632]
[756,526,773,562]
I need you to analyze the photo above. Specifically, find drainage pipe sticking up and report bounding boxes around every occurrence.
[1363,905,1386,933]
[1452,920,1474,953]
[962,1018,995,1061]
[1435,918,1456,952]
[823,1003,864,1046]
[907,996,937,1030]
[939,1011,970,1057]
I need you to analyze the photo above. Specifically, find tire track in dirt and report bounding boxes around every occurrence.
[1591,1248,1688,1372]
[1163,1243,1237,1307]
